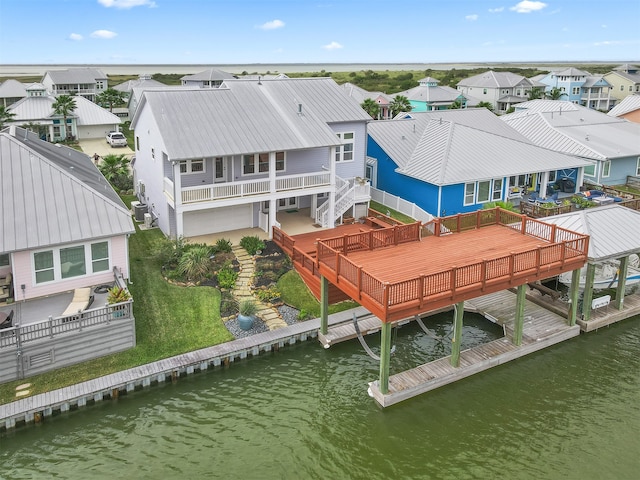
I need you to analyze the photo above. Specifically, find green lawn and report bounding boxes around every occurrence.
[370,200,416,224]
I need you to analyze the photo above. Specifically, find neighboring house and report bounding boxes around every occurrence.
[126,84,196,121]
[0,125,134,300]
[366,109,591,217]
[398,77,476,112]
[604,64,640,102]
[41,68,108,102]
[0,79,27,108]
[607,93,640,123]
[456,70,541,113]
[535,67,614,111]
[130,77,372,239]
[180,68,236,88]
[340,82,393,119]
[502,100,640,186]
[113,74,166,99]
[8,94,121,141]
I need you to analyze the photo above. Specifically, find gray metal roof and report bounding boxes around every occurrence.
[43,68,107,84]
[542,205,640,262]
[0,79,27,99]
[113,78,166,93]
[180,68,236,81]
[395,84,463,103]
[8,95,120,127]
[502,102,640,160]
[133,78,369,160]
[553,67,590,77]
[0,127,134,253]
[340,82,392,104]
[368,109,590,185]
[608,94,640,117]
[613,64,639,73]
[457,70,536,88]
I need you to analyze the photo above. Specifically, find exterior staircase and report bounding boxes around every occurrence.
[315,176,370,227]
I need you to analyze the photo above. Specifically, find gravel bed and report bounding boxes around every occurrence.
[224,304,301,339]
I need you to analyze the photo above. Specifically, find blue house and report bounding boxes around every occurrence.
[395,77,477,112]
[503,100,640,187]
[366,109,591,217]
[533,67,614,111]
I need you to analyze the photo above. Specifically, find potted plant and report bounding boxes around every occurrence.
[107,286,132,318]
[237,298,258,331]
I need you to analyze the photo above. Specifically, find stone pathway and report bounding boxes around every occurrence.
[231,245,287,330]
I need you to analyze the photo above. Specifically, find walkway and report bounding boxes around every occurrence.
[231,245,287,330]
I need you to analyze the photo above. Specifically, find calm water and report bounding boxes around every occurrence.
[1,313,638,480]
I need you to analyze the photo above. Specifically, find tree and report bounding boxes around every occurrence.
[99,153,130,182]
[361,98,380,119]
[476,101,494,111]
[51,94,77,140]
[96,88,126,112]
[546,87,564,100]
[527,87,545,100]
[449,99,463,110]
[389,95,412,117]
[0,106,16,130]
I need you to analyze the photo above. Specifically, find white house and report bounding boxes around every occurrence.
[180,68,236,88]
[41,68,108,102]
[130,77,372,239]
[457,70,542,113]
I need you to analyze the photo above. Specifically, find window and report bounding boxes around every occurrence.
[91,242,109,273]
[620,85,625,91]
[636,157,640,176]
[630,85,633,92]
[602,160,611,178]
[243,152,285,175]
[0,254,8,266]
[258,153,269,173]
[34,251,55,284]
[335,132,354,162]
[151,148,155,159]
[548,170,557,183]
[572,87,580,95]
[215,157,224,180]
[180,159,205,174]
[135,136,140,151]
[477,181,491,203]
[584,163,596,177]
[464,183,475,205]
[483,88,487,95]
[243,155,255,175]
[60,246,86,279]
[276,151,285,171]
[492,178,503,201]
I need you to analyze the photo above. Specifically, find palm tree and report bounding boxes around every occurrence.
[51,94,77,140]
[476,101,494,111]
[449,99,463,110]
[527,87,545,100]
[389,95,412,117]
[96,88,126,112]
[546,87,564,100]
[0,106,16,130]
[361,98,380,119]
[99,153,130,182]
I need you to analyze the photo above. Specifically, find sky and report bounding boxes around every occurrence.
[0,0,638,65]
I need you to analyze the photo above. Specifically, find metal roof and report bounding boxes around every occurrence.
[340,82,392,105]
[113,78,166,93]
[368,109,591,185]
[395,84,463,103]
[133,78,369,160]
[552,67,590,77]
[608,94,640,117]
[180,68,236,81]
[43,68,107,84]
[542,205,640,262]
[502,102,640,160]
[457,70,536,88]
[8,95,120,127]
[0,127,134,253]
[0,79,27,99]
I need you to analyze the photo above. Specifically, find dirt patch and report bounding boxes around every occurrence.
[253,241,291,288]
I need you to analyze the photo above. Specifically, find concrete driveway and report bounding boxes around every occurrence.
[78,138,135,162]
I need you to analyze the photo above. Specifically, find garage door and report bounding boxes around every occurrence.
[183,205,253,236]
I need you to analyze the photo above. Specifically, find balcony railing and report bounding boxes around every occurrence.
[163,177,174,201]
[180,171,331,204]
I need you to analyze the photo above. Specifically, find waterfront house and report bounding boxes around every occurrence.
[41,68,108,102]
[8,92,121,142]
[607,93,640,123]
[0,126,136,382]
[130,77,372,239]
[603,64,640,103]
[180,68,236,88]
[366,109,591,217]
[502,100,640,186]
[533,67,614,111]
[398,77,475,112]
[456,70,541,113]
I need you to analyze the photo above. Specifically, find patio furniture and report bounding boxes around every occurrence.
[0,309,13,329]
[0,272,11,288]
[61,288,94,318]
[527,192,540,204]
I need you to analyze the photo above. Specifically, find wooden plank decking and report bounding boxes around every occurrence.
[578,292,640,332]
[368,290,580,407]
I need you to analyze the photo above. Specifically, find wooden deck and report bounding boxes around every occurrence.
[578,291,640,332]
[368,290,580,407]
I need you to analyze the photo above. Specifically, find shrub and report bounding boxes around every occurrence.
[177,245,213,282]
[297,309,311,321]
[154,235,187,265]
[107,286,131,304]
[240,235,265,255]
[215,238,233,253]
[255,285,281,303]
[217,266,238,289]
[238,298,258,317]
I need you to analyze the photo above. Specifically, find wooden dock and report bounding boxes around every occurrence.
[577,291,640,332]
[368,290,580,407]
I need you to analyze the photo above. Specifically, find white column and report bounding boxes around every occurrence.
[173,162,184,237]
[328,147,337,227]
[269,152,276,194]
[540,171,550,199]
[268,199,277,239]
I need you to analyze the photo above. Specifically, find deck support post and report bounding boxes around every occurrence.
[450,301,464,368]
[581,263,597,321]
[379,321,392,394]
[320,275,329,335]
[568,268,581,326]
[513,284,526,346]
[615,255,629,310]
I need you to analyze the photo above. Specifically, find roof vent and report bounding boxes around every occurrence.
[298,103,303,115]
[258,76,262,85]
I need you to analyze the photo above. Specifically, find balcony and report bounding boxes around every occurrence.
[176,171,331,205]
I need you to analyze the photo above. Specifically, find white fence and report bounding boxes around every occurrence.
[370,187,434,223]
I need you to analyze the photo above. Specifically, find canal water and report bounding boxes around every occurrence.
[1,314,638,479]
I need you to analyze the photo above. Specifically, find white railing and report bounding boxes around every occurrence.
[181,171,331,204]
[163,177,174,201]
[370,187,434,223]
[314,176,371,227]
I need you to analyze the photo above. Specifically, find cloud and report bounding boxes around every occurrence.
[594,40,622,46]
[489,7,504,13]
[322,41,343,50]
[509,1,547,13]
[90,30,118,39]
[69,33,83,41]
[601,24,607,28]
[466,14,479,21]
[258,19,285,30]
[98,0,156,8]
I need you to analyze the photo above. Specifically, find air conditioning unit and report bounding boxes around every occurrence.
[130,201,141,213]
[143,213,153,228]
[134,203,148,222]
